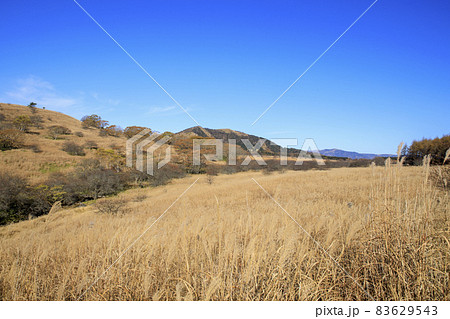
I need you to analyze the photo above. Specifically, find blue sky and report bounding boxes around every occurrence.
[1,0,449,154]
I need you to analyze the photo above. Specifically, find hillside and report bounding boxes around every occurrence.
[178,127,354,160]
[0,104,305,182]
[0,103,127,183]
[0,103,347,185]
[178,126,281,155]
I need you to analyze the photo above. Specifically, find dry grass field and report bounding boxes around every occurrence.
[0,165,448,300]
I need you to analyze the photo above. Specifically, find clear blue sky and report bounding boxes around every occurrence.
[1,0,449,154]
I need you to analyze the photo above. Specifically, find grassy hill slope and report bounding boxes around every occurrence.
[0,103,126,183]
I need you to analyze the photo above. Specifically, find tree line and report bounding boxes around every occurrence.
[403,134,450,165]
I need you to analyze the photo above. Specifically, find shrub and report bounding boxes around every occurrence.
[49,125,71,139]
[13,115,32,132]
[123,169,151,187]
[84,140,98,150]
[96,148,125,171]
[151,163,186,186]
[0,173,29,224]
[75,131,84,137]
[81,114,108,129]
[0,129,23,150]
[0,113,5,122]
[76,168,123,200]
[29,185,64,217]
[62,141,85,156]
[104,125,123,137]
[372,157,386,166]
[348,159,371,167]
[96,198,126,215]
[47,164,124,204]
[0,173,61,224]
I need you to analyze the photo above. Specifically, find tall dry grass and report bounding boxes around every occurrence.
[0,166,448,300]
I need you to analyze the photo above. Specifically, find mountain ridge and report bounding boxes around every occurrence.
[178,126,393,159]
[319,148,394,159]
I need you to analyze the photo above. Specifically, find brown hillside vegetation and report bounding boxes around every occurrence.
[0,166,448,300]
[0,103,127,184]
[0,103,319,185]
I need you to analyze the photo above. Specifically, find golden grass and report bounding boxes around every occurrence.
[0,166,448,301]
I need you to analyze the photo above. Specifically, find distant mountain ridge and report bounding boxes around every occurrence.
[178,127,393,159]
[177,126,281,155]
[319,148,394,159]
